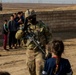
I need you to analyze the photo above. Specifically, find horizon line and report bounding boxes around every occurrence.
[2,2,76,5]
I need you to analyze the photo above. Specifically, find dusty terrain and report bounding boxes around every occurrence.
[0,3,76,75]
[0,32,76,75]
[1,3,76,14]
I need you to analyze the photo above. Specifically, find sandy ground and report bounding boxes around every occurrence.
[0,3,76,75]
[0,3,76,14]
[0,32,76,75]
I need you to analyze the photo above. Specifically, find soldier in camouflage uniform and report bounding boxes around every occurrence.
[16,9,52,75]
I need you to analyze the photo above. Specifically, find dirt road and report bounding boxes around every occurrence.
[0,32,76,75]
[0,49,30,75]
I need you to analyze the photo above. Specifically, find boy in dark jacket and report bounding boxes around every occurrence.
[42,39,73,75]
[8,15,17,49]
[3,20,8,50]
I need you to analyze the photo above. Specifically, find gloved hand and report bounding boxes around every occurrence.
[15,30,24,40]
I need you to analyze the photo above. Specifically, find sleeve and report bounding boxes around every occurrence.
[42,24,52,44]
[38,20,52,44]
[7,21,10,31]
[66,60,73,75]
[23,18,28,31]
[3,24,7,32]
[42,61,48,75]
[3,24,6,30]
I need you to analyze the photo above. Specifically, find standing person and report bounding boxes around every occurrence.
[13,13,18,22]
[3,20,8,50]
[17,11,25,47]
[17,12,24,25]
[8,15,17,49]
[13,13,19,47]
[16,9,52,75]
[42,39,73,75]
[20,11,25,23]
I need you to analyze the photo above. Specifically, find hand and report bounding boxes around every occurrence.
[45,53,52,60]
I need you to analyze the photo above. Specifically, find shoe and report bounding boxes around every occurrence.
[5,49,9,51]
[13,46,17,49]
[4,48,9,51]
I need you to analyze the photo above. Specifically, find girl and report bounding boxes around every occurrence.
[42,39,73,75]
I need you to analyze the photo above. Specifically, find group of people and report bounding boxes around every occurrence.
[2,9,73,75]
[3,11,24,50]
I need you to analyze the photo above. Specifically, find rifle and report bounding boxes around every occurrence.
[23,19,51,59]
[26,31,46,54]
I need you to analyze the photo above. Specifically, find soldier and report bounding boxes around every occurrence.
[16,9,52,75]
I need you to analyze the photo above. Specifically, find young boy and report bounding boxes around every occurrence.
[8,15,17,49]
[42,39,73,75]
[3,20,8,50]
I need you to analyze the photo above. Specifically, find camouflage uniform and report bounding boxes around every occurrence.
[25,20,52,75]
[15,9,52,75]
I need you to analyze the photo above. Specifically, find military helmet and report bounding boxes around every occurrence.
[25,9,36,18]
[15,30,24,40]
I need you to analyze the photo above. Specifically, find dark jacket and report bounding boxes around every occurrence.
[8,20,17,32]
[3,24,8,35]
[42,58,73,75]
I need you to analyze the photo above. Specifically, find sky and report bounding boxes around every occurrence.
[2,0,76,4]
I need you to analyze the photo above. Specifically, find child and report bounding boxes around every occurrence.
[3,20,8,50]
[42,39,73,75]
[8,15,17,49]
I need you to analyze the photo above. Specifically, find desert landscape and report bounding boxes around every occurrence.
[0,3,76,75]
[1,3,76,13]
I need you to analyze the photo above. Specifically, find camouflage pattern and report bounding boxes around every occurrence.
[26,50,44,75]
[25,20,52,75]
[26,20,52,49]
[15,30,24,40]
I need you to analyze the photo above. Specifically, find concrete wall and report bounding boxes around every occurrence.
[0,10,76,32]
[0,14,11,31]
[0,10,76,45]
[37,10,76,32]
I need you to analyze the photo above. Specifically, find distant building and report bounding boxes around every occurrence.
[0,0,2,11]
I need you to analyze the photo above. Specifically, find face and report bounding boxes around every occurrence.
[21,12,23,16]
[10,16,14,20]
[18,14,21,18]
[4,21,7,24]
[27,15,36,24]
[13,14,17,18]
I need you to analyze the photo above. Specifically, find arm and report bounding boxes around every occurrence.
[42,60,48,75]
[3,24,8,32]
[66,60,73,75]
[7,21,10,32]
[43,26,52,58]
[23,18,28,31]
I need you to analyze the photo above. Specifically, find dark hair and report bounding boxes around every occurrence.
[51,39,64,74]
[20,11,23,13]
[51,39,64,56]
[11,15,14,17]
[17,12,21,15]
[4,20,7,22]
[13,13,17,15]
[0,71,10,75]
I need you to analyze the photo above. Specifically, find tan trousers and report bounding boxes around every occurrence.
[26,50,44,75]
